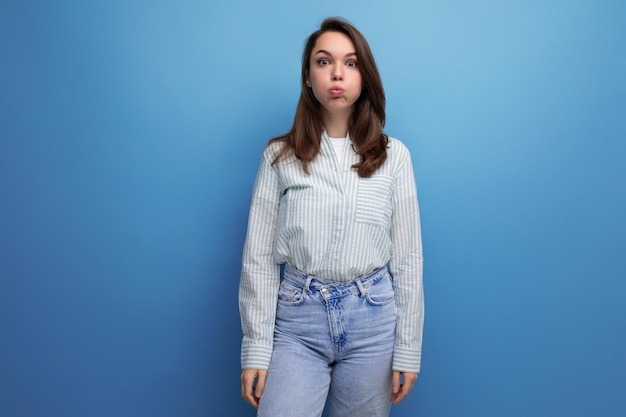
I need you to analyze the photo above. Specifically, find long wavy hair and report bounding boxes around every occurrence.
[270,17,388,178]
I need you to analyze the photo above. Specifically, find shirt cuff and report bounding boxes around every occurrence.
[392,345,421,373]
[241,343,273,370]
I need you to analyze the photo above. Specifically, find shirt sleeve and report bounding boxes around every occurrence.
[388,143,425,373]
[239,147,282,370]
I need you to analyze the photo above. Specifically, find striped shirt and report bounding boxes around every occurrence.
[239,131,424,373]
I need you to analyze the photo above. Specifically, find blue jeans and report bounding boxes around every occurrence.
[257,265,396,417]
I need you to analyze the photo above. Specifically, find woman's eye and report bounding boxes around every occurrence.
[346,60,358,68]
[318,58,330,66]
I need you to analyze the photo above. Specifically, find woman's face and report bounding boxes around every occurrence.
[306,31,362,119]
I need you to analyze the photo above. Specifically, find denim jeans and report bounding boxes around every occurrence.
[257,265,396,417]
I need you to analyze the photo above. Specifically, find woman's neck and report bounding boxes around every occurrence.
[322,110,351,138]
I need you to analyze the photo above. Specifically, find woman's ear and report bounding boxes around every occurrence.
[305,78,311,87]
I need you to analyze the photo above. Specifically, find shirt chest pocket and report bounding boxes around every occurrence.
[355,175,394,227]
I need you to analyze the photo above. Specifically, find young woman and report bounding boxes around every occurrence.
[239,17,424,417]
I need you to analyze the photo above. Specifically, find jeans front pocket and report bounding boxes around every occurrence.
[277,280,306,306]
[365,274,395,306]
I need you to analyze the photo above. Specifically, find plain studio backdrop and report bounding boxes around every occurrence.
[1,1,624,416]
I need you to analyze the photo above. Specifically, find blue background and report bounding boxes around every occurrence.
[1,1,625,416]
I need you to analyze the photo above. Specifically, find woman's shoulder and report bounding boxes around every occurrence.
[385,135,412,162]
[261,137,296,167]
[263,139,284,158]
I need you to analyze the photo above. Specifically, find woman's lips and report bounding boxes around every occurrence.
[330,87,344,96]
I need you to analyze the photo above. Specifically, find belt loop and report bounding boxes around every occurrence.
[304,276,313,294]
[355,278,367,298]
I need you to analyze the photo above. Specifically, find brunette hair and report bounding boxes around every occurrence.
[270,17,388,178]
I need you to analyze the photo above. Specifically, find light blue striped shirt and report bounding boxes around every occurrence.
[239,131,424,373]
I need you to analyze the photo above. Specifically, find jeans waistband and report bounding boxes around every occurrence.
[283,265,389,298]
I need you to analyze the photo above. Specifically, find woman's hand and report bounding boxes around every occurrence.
[390,371,418,406]
[241,369,267,409]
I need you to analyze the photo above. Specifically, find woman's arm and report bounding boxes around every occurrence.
[388,141,425,375]
[239,148,282,373]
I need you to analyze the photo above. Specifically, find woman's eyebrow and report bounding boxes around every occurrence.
[315,49,357,57]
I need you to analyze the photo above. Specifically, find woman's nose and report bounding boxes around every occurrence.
[332,67,343,81]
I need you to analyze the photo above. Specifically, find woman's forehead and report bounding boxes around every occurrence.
[313,31,356,56]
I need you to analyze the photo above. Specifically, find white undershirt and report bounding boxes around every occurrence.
[329,137,347,164]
